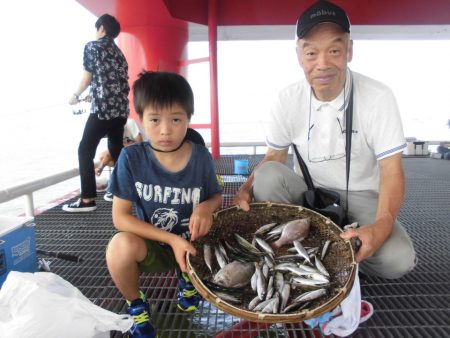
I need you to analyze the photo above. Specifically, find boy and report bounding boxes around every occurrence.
[106,71,223,338]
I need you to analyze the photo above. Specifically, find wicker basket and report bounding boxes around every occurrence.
[187,202,356,323]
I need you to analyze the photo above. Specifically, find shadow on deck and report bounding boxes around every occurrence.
[34,157,450,337]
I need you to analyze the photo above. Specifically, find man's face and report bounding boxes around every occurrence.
[296,23,353,101]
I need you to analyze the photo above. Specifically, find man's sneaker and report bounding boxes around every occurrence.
[62,198,96,212]
[104,192,113,202]
[127,298,156,338]
[177,272,201,312]
[359,300,374,324]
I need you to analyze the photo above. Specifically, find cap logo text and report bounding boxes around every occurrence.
[310,9,336,19]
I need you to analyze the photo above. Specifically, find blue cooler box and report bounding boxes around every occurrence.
[0,216,37,288]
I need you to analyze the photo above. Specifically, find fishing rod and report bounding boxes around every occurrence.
[36,249,83,263]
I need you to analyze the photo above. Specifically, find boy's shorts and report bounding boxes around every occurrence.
[138,239,179,273]
[108,233,179,273]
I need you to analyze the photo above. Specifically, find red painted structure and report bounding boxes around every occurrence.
[76,0,450,158]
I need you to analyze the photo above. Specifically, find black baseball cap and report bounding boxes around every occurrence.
[296,1,350,39]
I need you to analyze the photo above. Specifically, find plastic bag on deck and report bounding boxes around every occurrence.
[0,271,133,338]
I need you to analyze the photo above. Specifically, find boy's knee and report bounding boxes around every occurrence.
[106,232,144,260]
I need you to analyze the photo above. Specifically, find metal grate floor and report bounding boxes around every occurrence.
[34,157,450,337]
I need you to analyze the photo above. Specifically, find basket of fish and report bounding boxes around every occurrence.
[186,202,357,323]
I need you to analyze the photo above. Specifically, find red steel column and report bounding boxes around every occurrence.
[116,0,188,120]
[208,0,220,159]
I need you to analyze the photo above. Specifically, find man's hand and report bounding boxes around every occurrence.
[231,148,288,212]
[340,219,392,263]
[169,236,197,272]
[189,203,214,242]
[95,151,114,176]
[68,95,79,105]
[232,185,253,212]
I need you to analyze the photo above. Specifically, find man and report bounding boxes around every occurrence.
[233,0,416,279]
[63,14,130,212]
[437,141,450,159]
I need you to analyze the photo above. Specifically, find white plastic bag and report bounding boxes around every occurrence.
[0,271,133,338]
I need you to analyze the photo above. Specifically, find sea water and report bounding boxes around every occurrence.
[0,105,86,216]
[0,105,267,216]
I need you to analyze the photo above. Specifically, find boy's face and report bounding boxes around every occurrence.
[141,103,189,152]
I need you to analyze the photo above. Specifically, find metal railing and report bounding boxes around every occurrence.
[207,141,267,155]
[0,142,267,217]
[1,139,445,217]
[0,168,79,217]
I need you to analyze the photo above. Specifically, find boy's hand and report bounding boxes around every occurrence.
[189,203,214,242]
[170,236,196,272]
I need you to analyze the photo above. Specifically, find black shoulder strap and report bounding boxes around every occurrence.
[293,144,314,190]
[292,76,354,210]
[345,77,354,213]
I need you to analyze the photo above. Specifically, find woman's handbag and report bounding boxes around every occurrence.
[293,82,353,227]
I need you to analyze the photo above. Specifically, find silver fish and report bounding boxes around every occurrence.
[234,233,262,254]
[307,247,320,255]
[251,271,258,292]
[262,293,280,314]
[282,301,311,314]
[255,222,278,236]
[255,262,267,300]
[314,255,330,277]
[213,260,255,288]
[309,272,329,283]
[274,271,285,292]
[288,246,318,254]
[214,291,241,304]
[274,262,298,272]
[276,254,305,261]
[204,244,213,272]
[262,263,270,279]
[265,275,274,300]
[255,237,275,256]
[297,263,320,273]
[253,297,275,312]
[264,255,275,268]
[272,218,311,249]
[321,240,331,260]
[293,240,312,264]
[214,246,227,269]
[293,288,327,303]
[290,276,329,287]
[283,265,321,278]
[280,283,291,311]
[217,241,230,263]
[267,223,288,236]
[248,295,262,311]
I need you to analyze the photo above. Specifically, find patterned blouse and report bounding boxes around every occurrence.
[83,36,130,120]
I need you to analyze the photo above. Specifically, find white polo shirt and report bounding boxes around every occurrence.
[123,118,142,142]
[266,69,406,192]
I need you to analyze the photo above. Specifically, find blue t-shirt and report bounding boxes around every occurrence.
[109,142,222,240]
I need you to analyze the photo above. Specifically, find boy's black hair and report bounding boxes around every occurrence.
[133,71,194,120]
[95,14,121,39]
